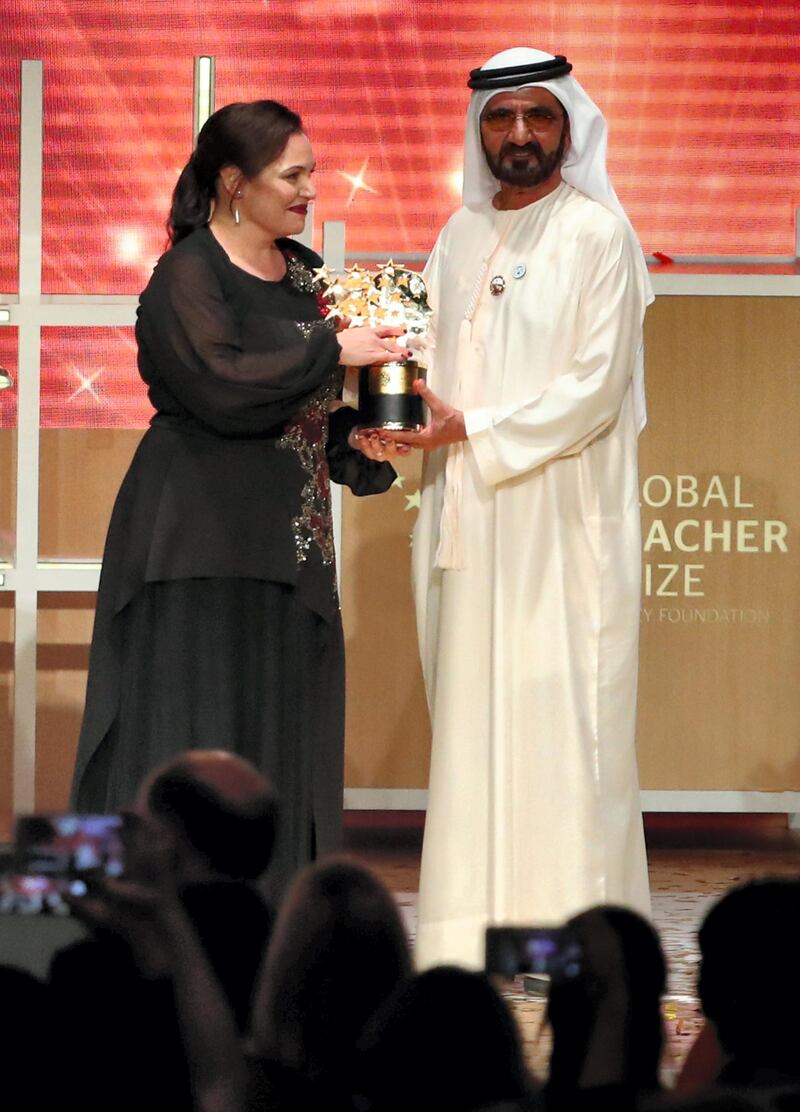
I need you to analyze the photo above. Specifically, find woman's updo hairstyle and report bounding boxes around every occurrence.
[167,99,303,245]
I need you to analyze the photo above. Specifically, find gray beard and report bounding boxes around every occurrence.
[483,128,568,188]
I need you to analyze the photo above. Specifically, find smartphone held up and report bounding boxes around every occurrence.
[1,813,124,915]
[485,926,583,982]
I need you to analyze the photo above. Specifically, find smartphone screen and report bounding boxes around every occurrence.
[0,851,90,979]
[485,925,583,979]
[13,814,125,890]
[0,870,72,914]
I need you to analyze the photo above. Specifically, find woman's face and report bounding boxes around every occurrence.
[239,131,316,240]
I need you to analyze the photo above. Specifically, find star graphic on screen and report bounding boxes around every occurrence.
[67,366,103,402]
[404,489,421,512]
[392,474,406,490]
[338,159,379,207]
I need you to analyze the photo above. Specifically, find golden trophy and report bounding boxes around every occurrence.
[315,260,431,431]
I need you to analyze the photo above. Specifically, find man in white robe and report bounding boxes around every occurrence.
[384,47,653,970]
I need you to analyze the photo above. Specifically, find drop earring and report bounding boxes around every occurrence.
[233,189,242,226]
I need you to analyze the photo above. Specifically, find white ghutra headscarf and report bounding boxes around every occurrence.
[463,46,653,433]
[432,48,653,570]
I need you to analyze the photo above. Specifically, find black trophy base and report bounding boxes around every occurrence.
[359,393,424,431]
[358,360,425,432]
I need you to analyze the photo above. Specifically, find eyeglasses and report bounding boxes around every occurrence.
[480,107,564,134]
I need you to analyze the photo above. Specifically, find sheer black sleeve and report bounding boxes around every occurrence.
[326,405,397,495]
[136,243,342,437]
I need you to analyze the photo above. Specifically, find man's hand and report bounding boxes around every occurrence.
[65,820,181,979]
[377,380,467,451]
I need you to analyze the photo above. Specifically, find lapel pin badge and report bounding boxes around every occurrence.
[489,275,506,296]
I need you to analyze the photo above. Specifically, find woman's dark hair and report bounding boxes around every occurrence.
[167,99,302,245]
[251,857,412,1085]
[547,905,666,1098]
[355,966,535,1111]
[698,878,800,1074]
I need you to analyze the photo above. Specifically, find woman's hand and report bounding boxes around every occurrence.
[337,325,410,367]
[348,426,411,460]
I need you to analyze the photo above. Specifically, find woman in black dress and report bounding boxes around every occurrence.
[71,100,407,896]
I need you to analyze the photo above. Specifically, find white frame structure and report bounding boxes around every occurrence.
[2,59,799,819]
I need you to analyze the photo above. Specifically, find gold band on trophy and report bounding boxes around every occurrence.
[366,360,423,396]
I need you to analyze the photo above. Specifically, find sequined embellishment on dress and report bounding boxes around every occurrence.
[294,318,338,340]
[286,255,316,294]
[277,367,345,575]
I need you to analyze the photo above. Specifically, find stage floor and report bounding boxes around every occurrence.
[344,812,800,1083]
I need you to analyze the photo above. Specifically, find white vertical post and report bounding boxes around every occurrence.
[14,60,44,813]
[323,221,347,591]
[192,56,215,142]
[322,220,346,271]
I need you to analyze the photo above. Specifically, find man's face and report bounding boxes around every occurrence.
[480,87,569,189]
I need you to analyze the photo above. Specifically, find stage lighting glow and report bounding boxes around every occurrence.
[447,169,463,197]
[67,366,103,402]
[115,231,142,263]
[339,159,379,207]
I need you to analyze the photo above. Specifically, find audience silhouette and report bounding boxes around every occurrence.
[2,754,799,1112]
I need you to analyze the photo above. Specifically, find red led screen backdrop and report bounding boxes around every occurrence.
[0,328,18,428]
[0,0,798,428]
[0,56,19,301]
[40,328,145,428]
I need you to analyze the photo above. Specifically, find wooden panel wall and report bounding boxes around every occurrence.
[0,429,14,832]
[0,594,12,832]
[0,431,141,838]
[38,430,143,559]
[636,298,799,788]
[341,451,431,789]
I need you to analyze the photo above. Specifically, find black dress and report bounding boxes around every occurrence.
[70,228,394,896]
